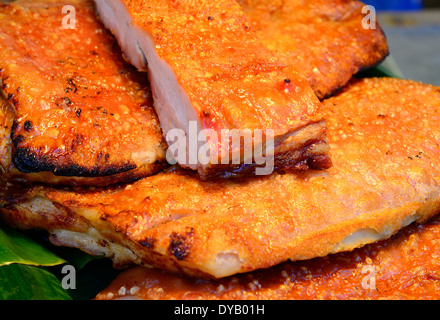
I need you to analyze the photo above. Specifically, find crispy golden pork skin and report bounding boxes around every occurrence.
[238,0,389,99]
[0,0,168,187]
[96,215,440,300]
[94,0,331,179]
[2,78,440,279]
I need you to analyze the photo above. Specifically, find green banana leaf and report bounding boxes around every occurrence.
[0,264,72,300]
[0,224,122,300]
[358,55,404,79]
[0,225,65,267]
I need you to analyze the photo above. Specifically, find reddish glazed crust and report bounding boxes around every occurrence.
[239,0,389,99]
[99,0,330,178]
[0,0,167,186]
[3,78,440,280]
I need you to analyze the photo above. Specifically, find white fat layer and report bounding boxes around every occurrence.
[51,228,140,266]
[205,252,242,279]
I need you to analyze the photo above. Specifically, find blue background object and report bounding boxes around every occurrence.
[363,0,422,10]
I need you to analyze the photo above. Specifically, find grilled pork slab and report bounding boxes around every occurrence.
[0,0,167,187]
[94,0,331,179]
[97,214,440,300]
[2,78,440,279]
[238,0,389,99]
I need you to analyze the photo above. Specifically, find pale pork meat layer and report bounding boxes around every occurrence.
[94,0,331,179]
[0,0,168,187]
[2,78,440,279]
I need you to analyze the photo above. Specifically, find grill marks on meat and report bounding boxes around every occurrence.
[94,0,331,179]
[2,78,440,279]
[238,0,389,99]
[0,0,168,187]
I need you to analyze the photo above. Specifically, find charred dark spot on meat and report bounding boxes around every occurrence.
[62,162,138,177]
[12,146,138,177]
[307,154,333,170]
[139,237,157,249]
[24,120,33,132]
[65,77,78,93]
[13,147,52,174]
[169,227,194,261]
[10,119,18,132]
[12,134,25,147]
[5,91,18,106]
[1,75,8,91]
